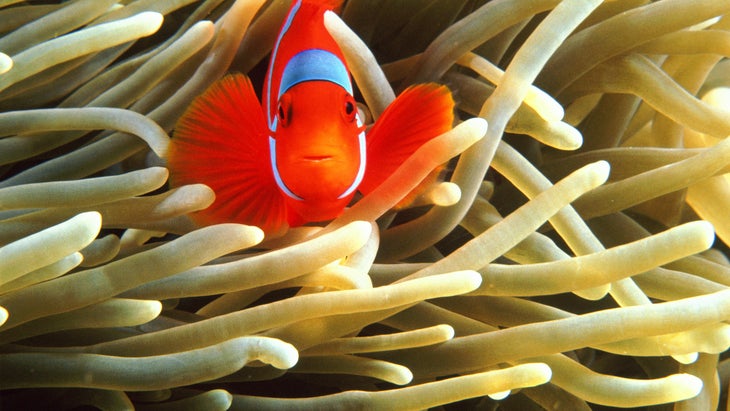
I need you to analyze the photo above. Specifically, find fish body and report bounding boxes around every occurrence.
[264,0,364,224]
[169,0,454,235]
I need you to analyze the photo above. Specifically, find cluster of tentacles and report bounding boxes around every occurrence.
[1,0,730,410]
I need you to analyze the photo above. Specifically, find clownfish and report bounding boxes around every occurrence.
[169,0,454,236]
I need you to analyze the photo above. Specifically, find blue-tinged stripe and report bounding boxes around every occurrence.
[278,49,353,97]
[269,136,303,200]
[338,124,367,199]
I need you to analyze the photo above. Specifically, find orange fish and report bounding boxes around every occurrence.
[169,0,454,235]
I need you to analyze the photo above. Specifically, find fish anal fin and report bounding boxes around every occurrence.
[359,83,455,195]
[168,73,288,236]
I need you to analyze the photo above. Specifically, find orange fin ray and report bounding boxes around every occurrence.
[168,73,288,235]
[359,83,455,195]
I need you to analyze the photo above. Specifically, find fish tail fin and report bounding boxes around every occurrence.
[358,83,455,195]
[168,73,288,236]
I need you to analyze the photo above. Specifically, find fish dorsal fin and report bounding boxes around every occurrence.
[168,73,288,236]
[359,83,455,195]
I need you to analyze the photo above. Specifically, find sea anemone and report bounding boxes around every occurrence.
[1,0,729,410]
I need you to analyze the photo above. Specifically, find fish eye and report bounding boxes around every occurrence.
[342,94,357,122]
[278,94,292,127]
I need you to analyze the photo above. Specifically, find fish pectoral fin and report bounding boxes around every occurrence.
[168,73,288,236]
[358,83,455,195]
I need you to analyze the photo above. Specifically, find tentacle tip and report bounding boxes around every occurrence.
[464,117,489,137]
[488,390,511,400]
[0,52,12,75]
[438,324,456,340]
[0,306,8,327]
[693,220,717,249]
[247,225,266,245]
[672,352,698,365]
[392,367,414,386]
[432,182,461,206]
[323,9,339,23]
[151,166,170,180]
[556,122,583,151]
[137,11,164,34]
[271,344,299,370]
[586,160,611,186]
[511,362,553,386]
[574,284,611,301]
[76,211,103,232]
[457,270,484,291]
[532,362,553,383]
[145,300,163,320]
[673,373,704,398]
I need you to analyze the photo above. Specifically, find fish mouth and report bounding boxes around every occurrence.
[301,155,335,163]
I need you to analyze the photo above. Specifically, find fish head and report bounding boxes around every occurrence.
[271,80,366,204]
